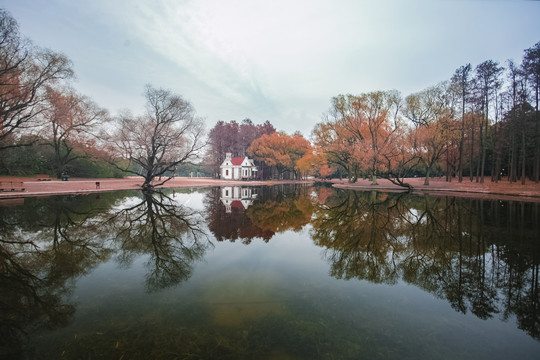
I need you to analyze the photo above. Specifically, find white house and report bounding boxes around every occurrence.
[220,186,258,213]
[220,153,258,180]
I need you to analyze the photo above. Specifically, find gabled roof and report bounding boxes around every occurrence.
[231,157,244,166]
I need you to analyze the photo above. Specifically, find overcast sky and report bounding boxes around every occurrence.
[2,0,539,137]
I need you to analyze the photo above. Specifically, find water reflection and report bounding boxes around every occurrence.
[1,185,539,358]
[106,190,209,292]
[0,193,122,358]
[204,185,540,341]
[0,190,209,357]
[205,185,314,243]
[311,188,540,340]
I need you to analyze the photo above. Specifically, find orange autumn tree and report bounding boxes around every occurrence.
[317,91,405,185]
[247,131,312,180]
[313,116,360,182]
[403,83,458,185]
[296,151,331,179]
[0,9,74,150]
[41,86,108,178]
[295,152,316,179]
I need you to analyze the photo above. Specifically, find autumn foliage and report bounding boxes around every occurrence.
[205,119,275,177]
[2,7,540,185]
[247,132,312,180]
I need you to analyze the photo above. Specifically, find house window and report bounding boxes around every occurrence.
[225,190,229,197]
[225,169,229,176]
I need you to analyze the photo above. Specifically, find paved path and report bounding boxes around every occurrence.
[1,176,540,202]
[0,177,310,199]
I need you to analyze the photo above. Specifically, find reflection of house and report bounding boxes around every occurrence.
[220,186,258,213]
[220,153,258,180]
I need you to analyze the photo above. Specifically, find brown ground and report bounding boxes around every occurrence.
[1,175,540,202]
[332,177,540,202]
[0,176,310,199]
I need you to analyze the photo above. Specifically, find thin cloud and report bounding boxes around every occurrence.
[5,0,540,136]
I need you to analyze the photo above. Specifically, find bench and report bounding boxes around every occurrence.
[36,174,52,181]
[0,181,25,192]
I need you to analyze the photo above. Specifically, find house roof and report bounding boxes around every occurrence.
[231,157,244,166]
[230,200,245,209]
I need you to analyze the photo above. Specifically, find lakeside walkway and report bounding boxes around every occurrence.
[1,176,540,202]
[0,177,311,199]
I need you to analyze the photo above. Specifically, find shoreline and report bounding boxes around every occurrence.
[1,176,540,202]
[331,178,540,203]
[0,177,312,200]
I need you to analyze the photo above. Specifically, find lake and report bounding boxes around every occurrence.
[1,185,539,359]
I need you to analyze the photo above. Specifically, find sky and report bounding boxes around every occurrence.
[1,0,539,138]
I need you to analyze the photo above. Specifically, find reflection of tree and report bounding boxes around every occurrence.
[107,190,209,292]
[311,188,540,340]
[311,190,406,284]
[397,197,500,320]
[205,185,314,243]
[0,190,211,355]
[246,196,312,234]
[0,243,74,358]
[0,193,120,357]
[205,187,274,243]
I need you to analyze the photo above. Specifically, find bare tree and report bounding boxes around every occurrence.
[109,85,205,191]
[0,9,73,149]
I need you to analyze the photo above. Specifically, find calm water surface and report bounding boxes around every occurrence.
[1,185,539,359]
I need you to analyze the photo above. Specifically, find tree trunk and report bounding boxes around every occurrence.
[470,114,475,182]
[522,129,527,185]
[493,96,502,182]
[371,158,377,185]
[509,133,516,183]
[534,78,540,183]
[480,111,487,184]
[458,98,466,183]
[495,150,501,183]
[447,145,452,182]
[348,164,357,183]
[534,106,540,183]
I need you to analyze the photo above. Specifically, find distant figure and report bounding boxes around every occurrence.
[95,181,100,189]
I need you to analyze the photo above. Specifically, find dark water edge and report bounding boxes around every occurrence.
[1,185,539,359]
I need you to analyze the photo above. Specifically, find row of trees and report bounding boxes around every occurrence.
[1,9,205,189]
[3,7,539,187]
[314,42,540,185]
[205,42,540,185]
[205,119,318,180]
[205,119,275,177]
[0,8,117,178]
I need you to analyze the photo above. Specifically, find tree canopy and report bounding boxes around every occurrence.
[107,85,205,190]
